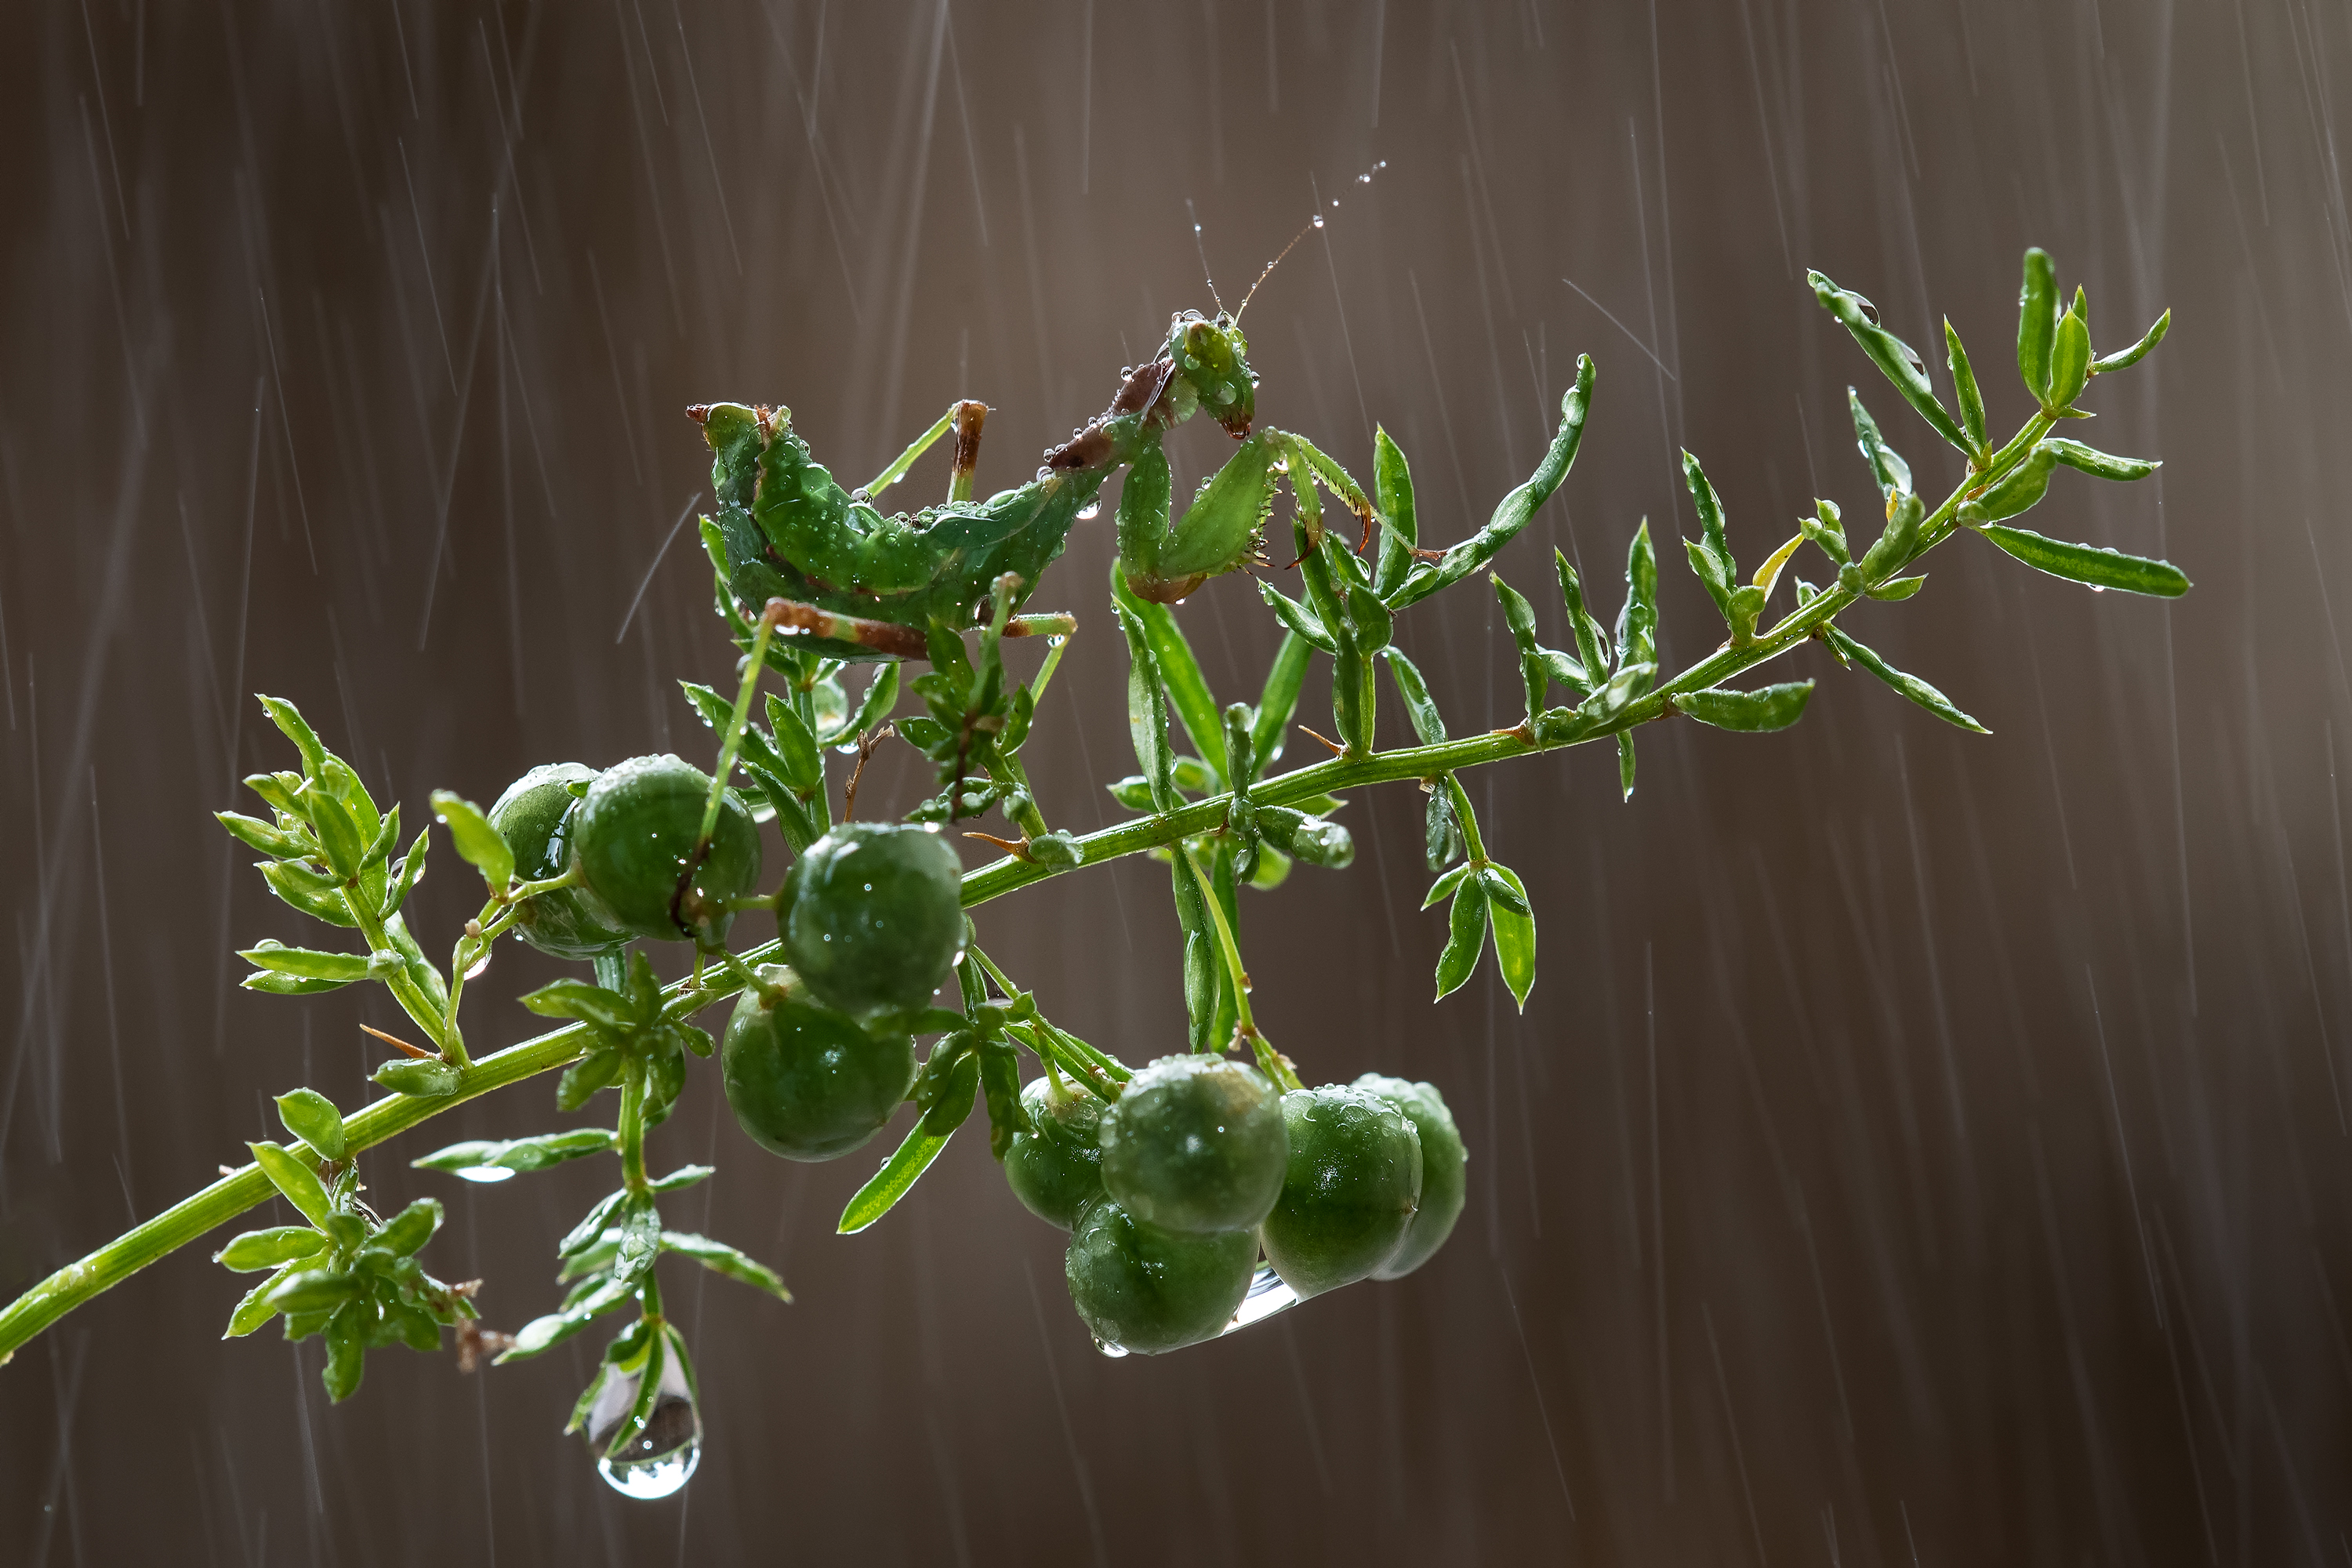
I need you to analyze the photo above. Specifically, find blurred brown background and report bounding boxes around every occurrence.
[4,1,2347,1562]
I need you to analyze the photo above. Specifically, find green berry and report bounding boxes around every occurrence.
[1354,1073,1468,1279]
[781,823,965,1024]
[1004,1076,1107,1229]
[571,754,762,946]
[1098,1055,1287,1234]
[1063,1199,1257,1354]
[488,764,630,960]
[720,970,915,1161]
[1258,1084,1422,1299]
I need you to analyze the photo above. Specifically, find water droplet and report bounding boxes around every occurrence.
[1076,499,1102,521]
[587,1338,703,1501]
[1192,222,1203,234]
[1218,1265,1300,1336]
[1330,198,1341,208]
[1311,215,1325,229]
[1093,1335,1131,1359]
[452,1165,516,1185]
[1356,172,1372,184]
[464,950,492,980]
[2089,583,2106,593]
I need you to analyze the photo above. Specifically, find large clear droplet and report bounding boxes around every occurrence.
[1218,1264,1300,1337]
[1311,214,1326,229]
[1093,1335,1131,1359]
[452,1165,516,1185]
[587,1340,702,1500]
[1076,499,1102,521]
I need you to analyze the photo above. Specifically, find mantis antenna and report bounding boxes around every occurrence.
[1235,158,1387,325]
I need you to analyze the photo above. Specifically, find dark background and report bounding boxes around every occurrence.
[4,1,2346,1563]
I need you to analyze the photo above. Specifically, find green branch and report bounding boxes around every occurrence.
[0,401,2061,1363]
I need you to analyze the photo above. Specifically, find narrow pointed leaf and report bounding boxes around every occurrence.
[1977,524,2190,597]
[1823,626,1990,732]
[2042,439,2159,481]
[1249,631,1314,781]
[2016,247,2058,400]
[428,791,512,891]
[249,1142,333,1230]
[1945,318,1987,456]
[1115,574,1228,782]
[1809,270,1970,452]
[1615,520,1657,676]
[1373,427,1419,597]
[1672,680,1816,732]
[1485,864,1536,1011]
[2049,307,2091,410]
[2092,308,2169,373]
[1113,600,1179,811]
[1849,389,1911,499]
[839,1116,957,1233]
[1390,358,1593,607]
[662,1232,793,1301]
[1434,879,1490,1000]
[1382,648,1448,745]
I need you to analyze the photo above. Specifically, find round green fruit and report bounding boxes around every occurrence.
[1064,1199,1257,1354]
[1355,1073,1468,1279]
[571,754,762,946]
[1098,1055,1287,1234]
[1258,1085,1423,1299]
[781,823,965,1024]
[720,970,915,1161]
[488,764,630,960]
[1004,1076,1108,1229]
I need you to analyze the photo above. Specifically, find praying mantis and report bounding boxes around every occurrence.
[687,307,1396,664]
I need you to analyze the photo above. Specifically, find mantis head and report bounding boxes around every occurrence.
[1167,310,1257,438]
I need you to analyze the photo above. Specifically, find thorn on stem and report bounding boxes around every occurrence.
[361,1023,435,1059]
[1294,724,1347,757]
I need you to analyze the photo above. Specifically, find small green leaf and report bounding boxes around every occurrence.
[1945,318,1987,456]
[499,1277,635,1363]
[1553,550,1611,692]
[372,1197,443,1258]
[1248,631,1315,782]
[428,791,514,891]
[274,1088,347,1162]
[383,826,430,918]
[2048,306,2091,411]
[2016,247,2058,401]
[557,1047,625,1112]
[648,1164,717,1193]
[1258,579,1338,654]
[822,662,900,748]
[1423,861,1475,909]
[1390,358,1592,608]
[216,1227,328,1273]
[306,786,365,881]
[1823,626,1990,732]
[1963,445,2057,524]
[1680,452,1737,615]
[1434,878,1490,1000]
[1615,519,1657,677]
[249,1142,333,1229]
[223,1262,300,1338]
[663,1232,793,1301]
[241,970,357,996]
[2042,438,2159,482]
[839,1116,956,1233]
[256,695,328,779]
[1114,576,1227,782]
[371,1058,461,1098]
[762,693,824,791]
[239,941,372,982]
[412,1128,617,1176]
[1114,600,1181,812]
[321,1302,367,1402]
[1848,389,1911,499]
[263,1267,364,1316]
[1673,681,1816,732]
[612,1199,662,1287]
[216,811,308,859]
[1802,500,1852,567]
[1372,426,1420,598]
[1383,648,1448,745]
[2092,308,2169,373]
[1492,574,1548,718]
[1976,524,2190,598]
[1867,574,1928,601]
[1257,805,1354,869]
[1486,864,1536,1011]
[1807,270,1971,453]
[520,978,633,1029]
[561,1190,632,1259]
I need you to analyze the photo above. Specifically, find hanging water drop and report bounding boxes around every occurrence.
[452,1165,516,1185]
[1218,1263,1300,1336]
[587,1328,703,1501]
[1093,1335,1131,1359]
[1076,499,1102,521]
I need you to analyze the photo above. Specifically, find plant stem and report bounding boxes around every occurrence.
[0,410,2049,1360]
[617,1065,650,1196]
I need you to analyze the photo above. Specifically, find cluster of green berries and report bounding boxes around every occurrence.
[1014,1058,1467,1352]
[487,752,1465,1356]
